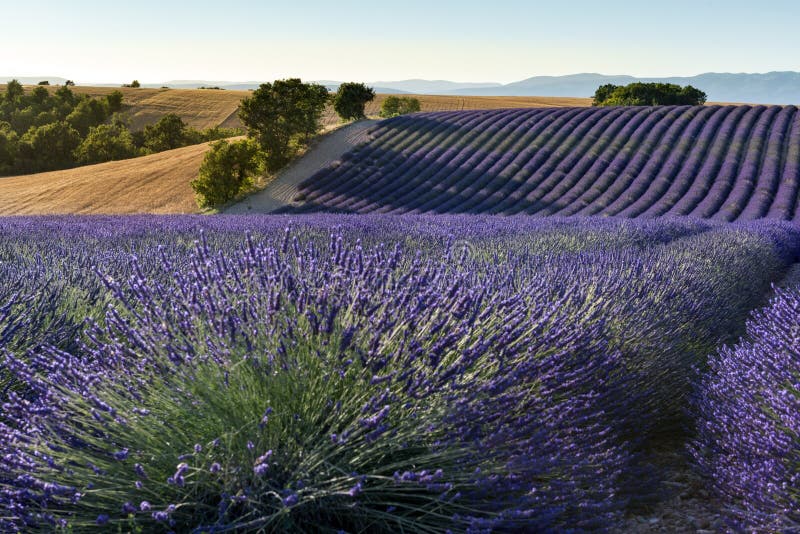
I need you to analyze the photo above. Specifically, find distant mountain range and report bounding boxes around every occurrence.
[3,73,799,104]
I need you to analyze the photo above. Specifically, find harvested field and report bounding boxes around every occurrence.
[0,142,216,214]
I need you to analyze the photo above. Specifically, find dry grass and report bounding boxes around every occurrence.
[0,142,220,215]
[3,85,595,131]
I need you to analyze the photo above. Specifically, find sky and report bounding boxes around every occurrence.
[1,0,798,84]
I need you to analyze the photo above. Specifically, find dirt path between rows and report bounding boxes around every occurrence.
[224,120,378,214]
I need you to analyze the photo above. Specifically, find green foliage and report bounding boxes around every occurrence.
[124,80,141,88]
[379,95,421,118]
[0,122,18,174]
[73,123,139,164]
[142,113,188,153]
[19,121,81,172]
[5,79,23,102]
[191,138,263,208]
[30,85,49,105]
[239,79,329,171]
[333,82,375,121]
[54,84,76,106]
[106,90,124,113]
[37,80,49,86]
[593,82,707,106]
[66,98,110,136]
[65,80,75,86]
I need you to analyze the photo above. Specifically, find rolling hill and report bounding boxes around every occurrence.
[0,142,214,215]
[280,106,800,220]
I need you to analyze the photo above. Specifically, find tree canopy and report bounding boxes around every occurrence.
[238,79,329,170]
[333,82,375,121]
[593,83,707,106]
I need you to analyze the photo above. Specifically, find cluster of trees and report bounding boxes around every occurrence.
[380,95,421,118]
[593,83,707,106]
[0,80,239,175]
[193,79,380,209]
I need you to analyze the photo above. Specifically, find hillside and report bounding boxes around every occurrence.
[0,142,214,215]
[3,84,593,131]
[279,106,800,220]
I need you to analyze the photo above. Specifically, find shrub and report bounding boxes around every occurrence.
[379,95,421,118]
[333,82,375,121]
[191,139,263,208]
[0,230,636,532]
[693,285,800,530]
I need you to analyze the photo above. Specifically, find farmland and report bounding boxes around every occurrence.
[2,85,593,131]
[284,106,800,219]
[1,101,799,531]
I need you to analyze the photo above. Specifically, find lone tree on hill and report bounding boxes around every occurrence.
[333,82,375,121]
[593,82,707,106]
[379,95,421,118]
[191,138,262,208]
[238,78,329,170]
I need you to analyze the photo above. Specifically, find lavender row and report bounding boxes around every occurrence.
[280,106,800,220]
[693,282,800,531]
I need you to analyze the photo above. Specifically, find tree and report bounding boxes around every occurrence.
[141,113,188,153]
[66,98,110,136]
[191,139,262,208]
[5,79,23,102]
[73,123,138,164]
[19,121,81,171]
[333,82,375,121]
[593,82,707,106]
[239,79,329,170]
[31,86,49,106]
[37,81,49,86]
[125,80,141,88]
[0,122,18,174]
[379,96,421,118]
[106,90,124,113]
[65,80,75,87]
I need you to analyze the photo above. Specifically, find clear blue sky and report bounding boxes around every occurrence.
[1,0,798,83]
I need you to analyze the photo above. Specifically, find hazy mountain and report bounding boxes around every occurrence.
[368,79,502,94]
[445,72,800,104]
[4,73,798,104]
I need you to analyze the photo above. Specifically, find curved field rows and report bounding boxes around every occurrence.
[282,106,800,220]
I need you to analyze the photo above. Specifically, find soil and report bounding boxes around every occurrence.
[224,120,378,214]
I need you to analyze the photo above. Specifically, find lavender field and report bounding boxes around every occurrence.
[284,106,800,220]
[0,215,798,532]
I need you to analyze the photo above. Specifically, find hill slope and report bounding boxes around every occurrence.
[280,106,800,221]
[0,142,215,215]
[13,85,591,130]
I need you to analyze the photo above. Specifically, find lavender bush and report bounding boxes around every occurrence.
[0,215,797,531]
[693,285,800,531]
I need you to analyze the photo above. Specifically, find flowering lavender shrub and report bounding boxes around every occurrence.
[693,286,800,531]
[0,226,640,531]
[0,215,797,531]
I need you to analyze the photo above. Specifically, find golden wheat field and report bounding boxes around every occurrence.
[0,141,214,215]
[4,84,595,130]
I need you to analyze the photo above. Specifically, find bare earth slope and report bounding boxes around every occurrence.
[0,142,218,215]
[225,121,378,214]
